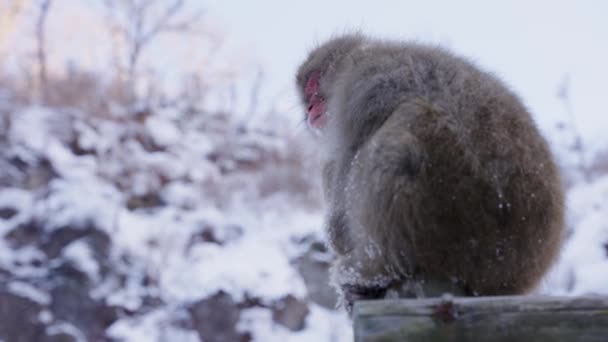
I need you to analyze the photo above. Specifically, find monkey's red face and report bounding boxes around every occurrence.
[304,71,327,129]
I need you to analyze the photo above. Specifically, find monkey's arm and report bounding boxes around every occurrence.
[331,101,432,309]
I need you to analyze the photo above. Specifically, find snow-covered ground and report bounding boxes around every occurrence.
[0,103,351,341]
[543,175,608,295]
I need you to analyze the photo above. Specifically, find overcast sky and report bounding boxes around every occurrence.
[206,0,608,152]
[5,0,607,153]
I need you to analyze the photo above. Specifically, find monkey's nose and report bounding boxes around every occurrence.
[307,99,327,128]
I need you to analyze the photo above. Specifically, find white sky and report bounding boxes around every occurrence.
[206,0,608,152]
[3,0,607,153]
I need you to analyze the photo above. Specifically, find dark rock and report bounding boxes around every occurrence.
[139,295,164,312]
[238,293,266,309]
[0,207,17,219]
[293,237,338,309]
[49,262,119,341]
[135,131,166,153]
[185,223,244,256]
[188,291,250,342]
[271,295,310,332]
[186,223,238,253]
[4,219,44,248]
[0,267,10,283]
[126,192,166,210]
[190,224,223,246]
[49,261,91,286]
[15,156,58,190]
[68,137,95,156]
[42,227,92,258]
[6,221,112,278]
[0,290,46,342]
[45,330,78,342]
[42,225,111,261]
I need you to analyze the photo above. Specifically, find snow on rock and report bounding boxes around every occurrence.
[62,240,101,282]
[240,305,352,342]
[7,281,51,305]
[46,322,88,342]
[145,116,181,147]
[107,308,200,342]
[161,210,309,302]
[35,177,122,230]
[8,106,56,153]
[0,188,33,234]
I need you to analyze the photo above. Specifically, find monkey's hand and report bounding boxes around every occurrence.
[341,284,388,314]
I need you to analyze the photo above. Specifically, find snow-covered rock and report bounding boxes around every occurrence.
[0,105,347,341]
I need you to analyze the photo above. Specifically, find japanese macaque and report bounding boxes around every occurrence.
[295,33,564,312]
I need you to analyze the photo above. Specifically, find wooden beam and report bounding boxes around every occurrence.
[353,295,608,342]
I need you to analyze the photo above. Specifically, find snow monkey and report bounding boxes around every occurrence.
[295,33,564,312]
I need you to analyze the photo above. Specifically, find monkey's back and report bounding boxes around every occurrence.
[335,42,564,295]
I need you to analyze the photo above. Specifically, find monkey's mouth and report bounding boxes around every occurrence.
[304,71,327,129]
[307,95,327,129]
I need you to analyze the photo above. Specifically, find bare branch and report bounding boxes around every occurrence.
[245,68,264,120]
[104,0,205,99]
[557,73,590,183]
[139,0,185,43]
[35,0,53,103]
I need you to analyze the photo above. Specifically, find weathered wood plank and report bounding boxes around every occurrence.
[354,295,608,342]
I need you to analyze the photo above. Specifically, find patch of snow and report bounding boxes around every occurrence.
[0,188,33,234]
[107,308,199,342]
[7,281,51,305]
[164,233,306,302]
[239,305,352,342]
[161,182,204,209]
[46,322,87,342]
[38,310,53,324]
[8,107,54,153]
[145,116,181,146]
[62,240,100,281]
[543,175,608,295]
[35,178,122,231]
[3,246,47,278]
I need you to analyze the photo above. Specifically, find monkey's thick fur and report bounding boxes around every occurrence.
[296,34,564,311]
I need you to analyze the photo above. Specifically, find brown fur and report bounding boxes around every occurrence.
[296,34,564,312]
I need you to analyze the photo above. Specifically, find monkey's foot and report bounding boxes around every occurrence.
[341,284,388,314]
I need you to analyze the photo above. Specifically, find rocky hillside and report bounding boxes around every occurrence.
[0,99,351,341]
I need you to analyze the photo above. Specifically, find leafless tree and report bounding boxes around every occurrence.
[245,68,264,119]
[34,0,52,103]
[103,0,205,88]
[557,73,590,183]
